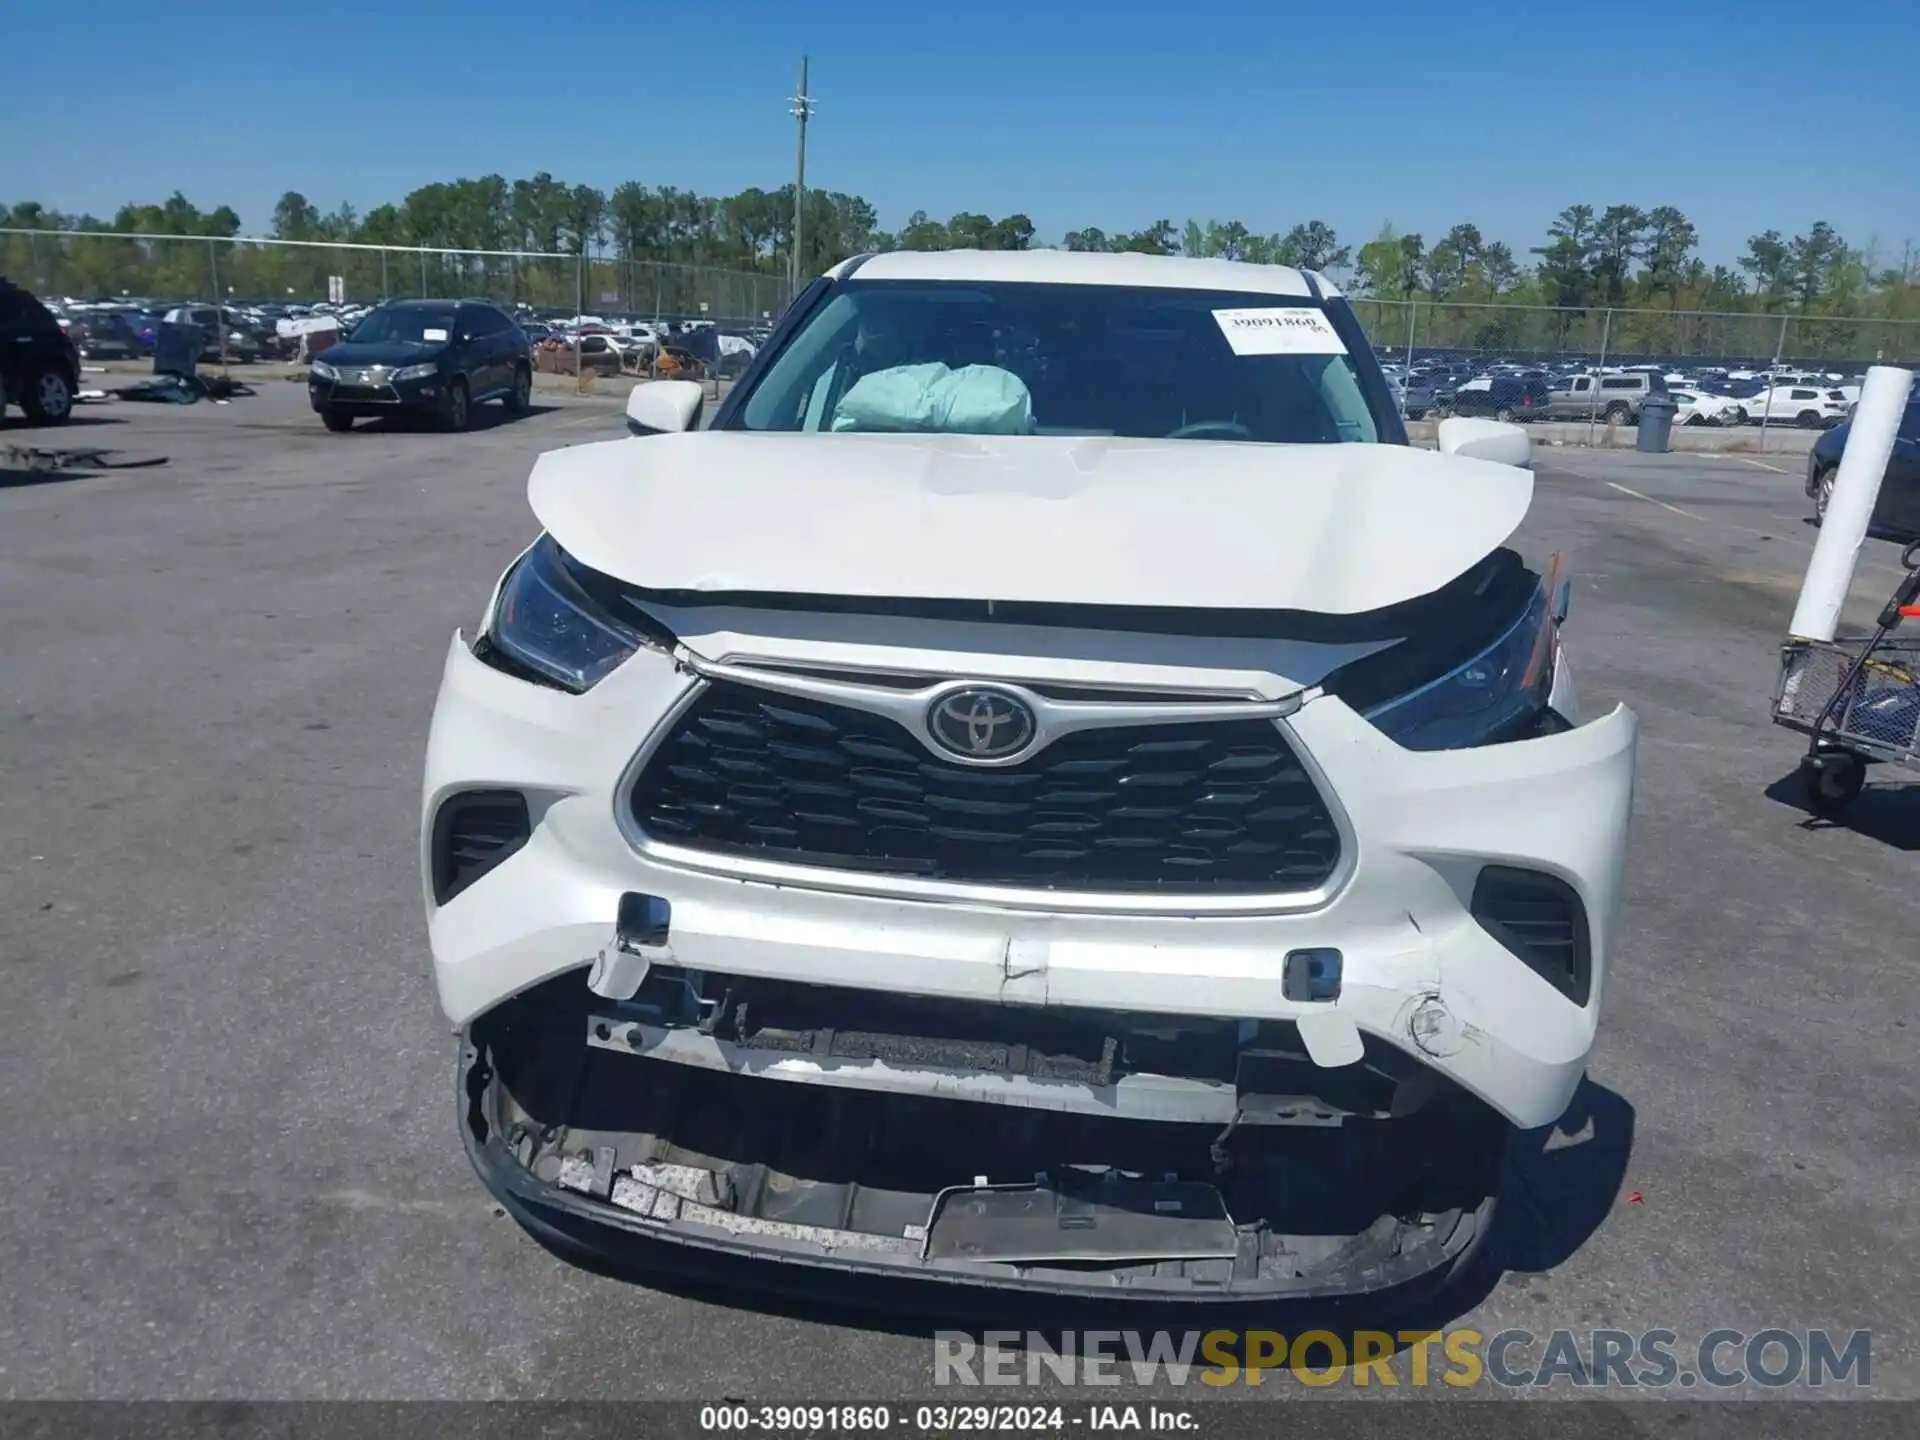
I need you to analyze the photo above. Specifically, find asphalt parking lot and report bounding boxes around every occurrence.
[2,385,1915,1402]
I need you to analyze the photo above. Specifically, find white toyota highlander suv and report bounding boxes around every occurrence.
[422,249,1639,1307]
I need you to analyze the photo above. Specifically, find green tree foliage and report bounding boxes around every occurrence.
[1117,220,1180,255]
[1273,221,1351,273]
[1355,224,1425,299]
[3,187,1915,356]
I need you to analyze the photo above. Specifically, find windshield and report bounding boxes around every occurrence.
[349,306,456,345]
[731,281,1386,444]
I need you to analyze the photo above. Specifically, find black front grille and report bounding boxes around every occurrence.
[627,681,1342,894]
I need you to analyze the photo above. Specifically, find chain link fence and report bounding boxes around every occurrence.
[0,229,789,326]
[1349,298,1920,370]
[10,227,1917,368]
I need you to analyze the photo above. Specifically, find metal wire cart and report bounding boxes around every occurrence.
[1773,539,1920,816]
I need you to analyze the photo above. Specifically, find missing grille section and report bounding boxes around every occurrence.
[628,680,1342,893]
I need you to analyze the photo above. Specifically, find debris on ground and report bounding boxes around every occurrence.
[112,374,256,405]
[2,443,169,473]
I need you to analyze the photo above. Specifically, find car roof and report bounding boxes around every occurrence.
[828,248,1334,299]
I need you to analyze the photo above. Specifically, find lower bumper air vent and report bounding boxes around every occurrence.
[432,790,531,905]
[1470,865,1591,1005]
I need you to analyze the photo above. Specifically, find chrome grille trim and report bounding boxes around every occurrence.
[612,660,1356,916]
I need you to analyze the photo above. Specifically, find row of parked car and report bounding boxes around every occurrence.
[518,312,768,380]
[43,297,338,363]
[39,295,774,374]
[302,298,773,433]
[1382,356,1869,429]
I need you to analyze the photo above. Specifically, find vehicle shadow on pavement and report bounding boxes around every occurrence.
[523,1079,1633,1354]
[1398,1078,1636,1329]
[1,467,91,490]
[0,414,127,432]
[351,404,561,435]
[1763,770,1920,851]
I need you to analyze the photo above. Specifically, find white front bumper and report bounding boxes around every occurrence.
[422,635,1637,1131]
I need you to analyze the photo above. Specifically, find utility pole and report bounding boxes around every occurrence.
[789,55,813,299]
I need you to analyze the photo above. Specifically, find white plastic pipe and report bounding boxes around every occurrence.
[1788,365,1916,642]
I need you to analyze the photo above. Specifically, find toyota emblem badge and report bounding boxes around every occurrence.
[927,688,1036,762]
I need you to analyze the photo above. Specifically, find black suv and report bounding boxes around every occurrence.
[1806,398,1920,540]
[307,299,533,432]
[0,278,80,426]
[1443,375,1551,422]
[69,311,143,360]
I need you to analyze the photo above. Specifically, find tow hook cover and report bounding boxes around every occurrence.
[587,892,673,1001]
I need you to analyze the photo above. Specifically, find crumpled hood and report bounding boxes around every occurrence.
[528,431,1532,615]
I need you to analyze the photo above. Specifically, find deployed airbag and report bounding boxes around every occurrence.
[831,362,1033,435]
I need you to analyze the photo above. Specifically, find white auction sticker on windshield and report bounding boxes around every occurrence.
[1211,307,1348,356]
[423,327,449,342]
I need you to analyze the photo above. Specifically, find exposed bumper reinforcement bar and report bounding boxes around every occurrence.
[460,1017,1504,1307]
[587,1015,1262,1125]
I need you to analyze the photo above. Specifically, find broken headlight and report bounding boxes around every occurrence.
[1365,581,1556,751]
[481,535,665,692]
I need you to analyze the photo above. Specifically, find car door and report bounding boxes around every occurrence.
[1551,375,1592,419]
[452,305,489,395]
[485,308,520,394]
[502,308,530,387]
[1881,403,1920,535]
[463,305,496,397]
[484,306,516,396]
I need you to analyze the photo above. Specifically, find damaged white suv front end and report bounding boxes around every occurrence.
[422,251,1638,1306]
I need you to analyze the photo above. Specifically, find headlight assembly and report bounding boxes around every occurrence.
[392,363,438,382]
[309,360,337,381]
[1364,578,1558,751]
[480,535,668,692]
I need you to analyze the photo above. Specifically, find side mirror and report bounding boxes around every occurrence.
[1437,416,1532,469]
[626,379,704,435]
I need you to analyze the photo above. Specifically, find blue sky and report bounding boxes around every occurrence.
[5,0,1916,267]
